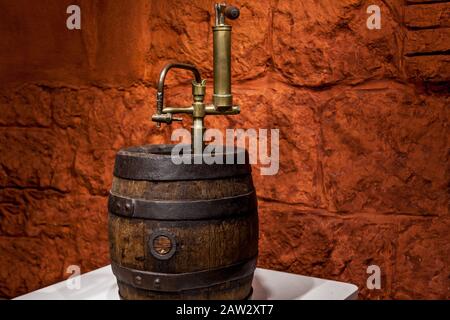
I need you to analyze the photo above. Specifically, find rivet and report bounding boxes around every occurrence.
[154,278,161,289]
[125,202,131,211]
[116,202,121,209]
[134,275,142,285]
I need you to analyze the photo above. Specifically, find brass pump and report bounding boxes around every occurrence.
[152,3,240,155]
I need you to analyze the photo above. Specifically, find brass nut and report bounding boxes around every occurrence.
[192,80,206,96]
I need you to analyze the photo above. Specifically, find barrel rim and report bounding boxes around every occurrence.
[113,144,252,181]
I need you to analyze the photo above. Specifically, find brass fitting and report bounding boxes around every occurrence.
[192,79,206,102]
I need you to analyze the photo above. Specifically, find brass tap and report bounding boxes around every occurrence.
[152,3,241,153]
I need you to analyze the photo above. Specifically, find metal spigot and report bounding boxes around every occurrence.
[152,3,241,154]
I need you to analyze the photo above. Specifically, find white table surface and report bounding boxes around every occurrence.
[14,265,358,300]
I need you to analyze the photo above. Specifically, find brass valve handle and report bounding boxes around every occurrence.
[215,4,240,25]
[224,6,240,20]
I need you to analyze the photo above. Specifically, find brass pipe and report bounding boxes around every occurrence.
[155,63,202,126]
[213,25,232,110]
[212,4,239,111]
[162,107,194,114]
[192,118,205,155]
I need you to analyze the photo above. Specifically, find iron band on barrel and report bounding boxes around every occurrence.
[108,190,257,220]
[111,257,257,292]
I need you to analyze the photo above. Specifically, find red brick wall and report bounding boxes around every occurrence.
[0,0,448,299]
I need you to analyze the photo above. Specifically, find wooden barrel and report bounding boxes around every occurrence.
[108,144,258,300]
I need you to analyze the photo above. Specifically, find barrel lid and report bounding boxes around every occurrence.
[113,144,251,181]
